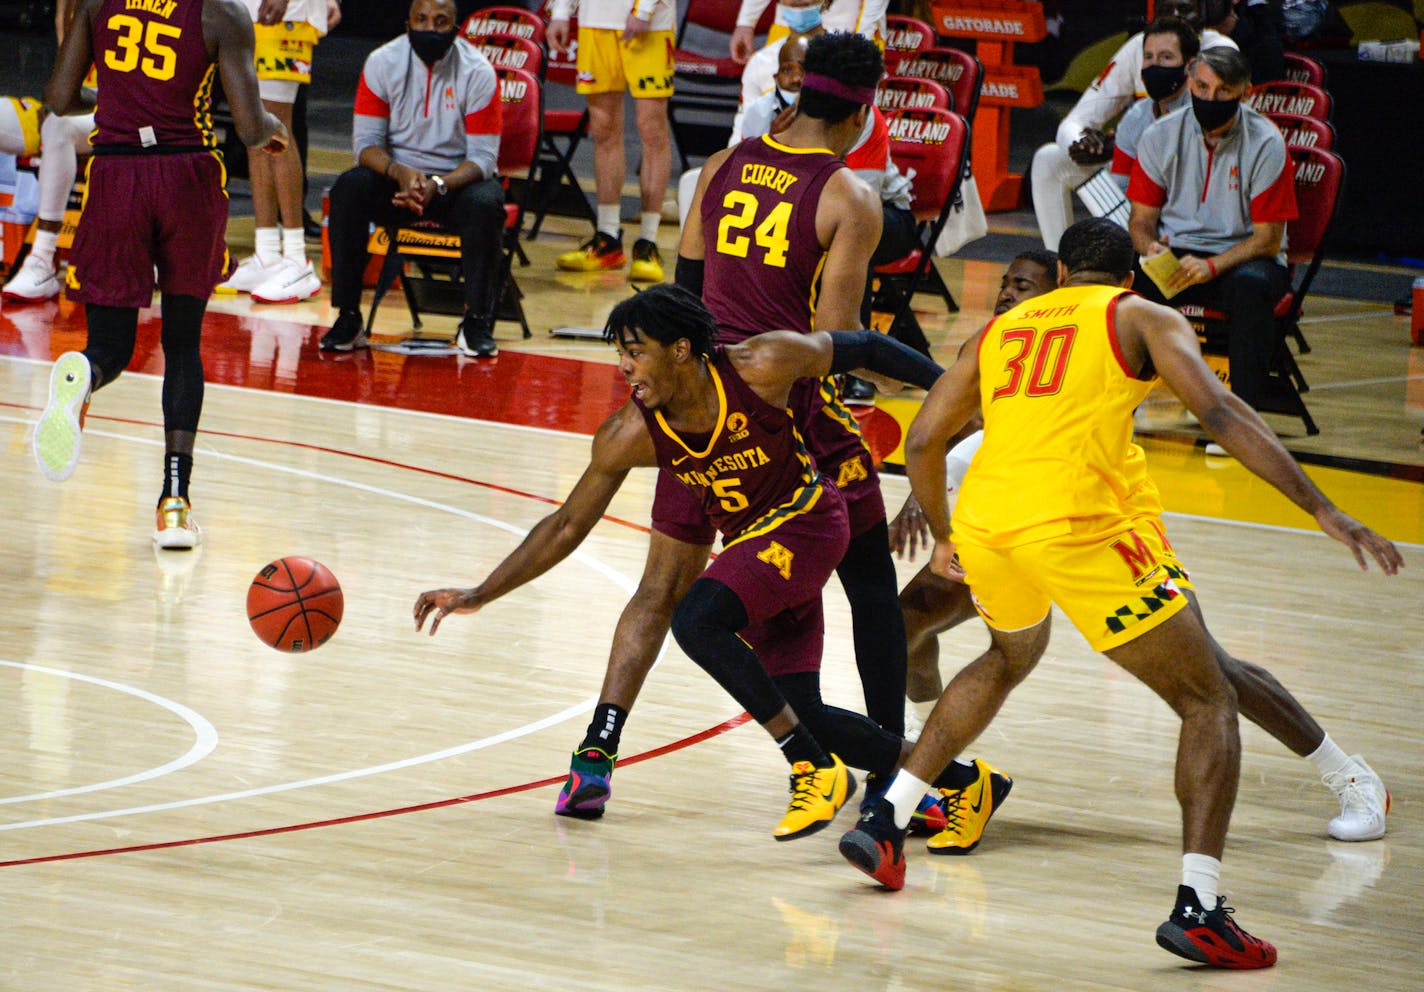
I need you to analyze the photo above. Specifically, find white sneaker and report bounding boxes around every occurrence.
[33,351,92,482]
[1324,756,1390,841]
[250,258,322,304]
[217,254,285,294]
[3,254,61,303]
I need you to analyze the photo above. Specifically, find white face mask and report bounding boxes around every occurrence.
[779,3,822,34]
[776,87,800,107]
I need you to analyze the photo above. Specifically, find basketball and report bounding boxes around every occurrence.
[247,557,344,652]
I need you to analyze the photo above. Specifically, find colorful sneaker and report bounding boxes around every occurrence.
[217,253,285,294]
[3,254,61,303]
[33,351,92,482]
[838,796,908,890]
[925,758,1012,855]
[250,258,322,304]
[773,754,855,841]
[628,238,664,282]
[858,771,888,814]
[555,746,615,819]
[555,231,625,272]
[1324,756,1390,841]
[153,496,202,550]
[908,790,949,836]
[1155,885,1278,969]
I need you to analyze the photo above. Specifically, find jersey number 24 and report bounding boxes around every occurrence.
[716,191,792,268]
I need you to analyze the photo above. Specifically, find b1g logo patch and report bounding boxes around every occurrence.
[756,541,795,580]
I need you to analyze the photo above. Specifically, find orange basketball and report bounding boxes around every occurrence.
[247,557,344,652]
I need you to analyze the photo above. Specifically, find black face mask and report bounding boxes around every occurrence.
[1192,94,1240,132]
[1141,64,1186,103]
[409,29,457,66]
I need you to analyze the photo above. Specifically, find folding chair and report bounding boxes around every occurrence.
[875,76,952,114]
[1264,112,1335,152]
[868,108,972,343]
[667,0,775,170]
[365,67,542,341]
[1178,147,1345,435]
[1245,80,1332,120]
[1282,51,1326,87]
[883,15,935,62]
[889,47,984,124]
[527,2,595,237]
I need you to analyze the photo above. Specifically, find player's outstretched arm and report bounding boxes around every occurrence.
[413,406,659,635]
[207,0,285,150]
[731,330,944,404]
[44,0,96,114]
[1131,297,1404,574]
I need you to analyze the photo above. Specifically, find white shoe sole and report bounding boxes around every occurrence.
[2,286,59,304]
[33,352,90,482]
[154,525,202,550]
[251,274,322,305]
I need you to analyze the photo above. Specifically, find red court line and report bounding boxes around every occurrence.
[0,713,754,868]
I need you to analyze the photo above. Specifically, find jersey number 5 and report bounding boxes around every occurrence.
[104,15,183,82]
[716,191,792,268]
[991,325,1078,400]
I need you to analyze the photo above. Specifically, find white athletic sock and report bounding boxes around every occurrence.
[281,227,307,266]
[884,770,934,831]
[596,204,621,240]
[1181,853,1221,908]
[639,210,660,242]
[254,227,280,266]
[27,228,58,269]
[1307,733,1352,779]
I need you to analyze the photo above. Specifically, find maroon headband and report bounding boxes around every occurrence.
[800,72,877,107]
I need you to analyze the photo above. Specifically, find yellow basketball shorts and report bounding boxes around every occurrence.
[576,28,675,98]
[3,96,43,156]
[955,513,1191,653]
[254,21,319,84]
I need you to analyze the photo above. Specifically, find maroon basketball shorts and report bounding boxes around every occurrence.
[68,150,229,308]
[788,377,885,538]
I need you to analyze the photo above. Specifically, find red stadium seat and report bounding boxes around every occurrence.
[875,76,952,114]
[1282,52,1326,87]
[883,15,935,61]
[1264,112,1335,152]
[1245,80,1331,120]
[888,47,984,123]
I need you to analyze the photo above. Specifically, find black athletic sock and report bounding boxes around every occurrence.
[933,758,980,791]
[775,724,831,768]
[161,451,192,505]
[579,702,627,754]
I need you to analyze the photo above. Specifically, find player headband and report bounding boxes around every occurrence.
[800,72,877,107]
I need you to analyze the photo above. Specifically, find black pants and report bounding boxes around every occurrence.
[327,165,505,318]
[1134,255,1289,411]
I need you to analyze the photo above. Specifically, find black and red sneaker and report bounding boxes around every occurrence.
[1155,885,1278,969]
[838,797,908,890]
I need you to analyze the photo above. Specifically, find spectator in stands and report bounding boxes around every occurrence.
[1,0,94,304]
[1127,45,1296,415]
[1108,18,1200,194]
[319,0,504,358]
[218,1,333,305]
[548,0,676,283]
[1029,0,1237,251]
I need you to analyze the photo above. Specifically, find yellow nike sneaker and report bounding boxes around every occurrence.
[926,758,1012,855]
[628,237,664,282]
[33,351,92,482]
[773,754,856,841]
[555,231,626,272]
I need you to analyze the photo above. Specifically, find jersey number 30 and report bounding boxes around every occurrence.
[104,15,183,82]
[716,191,792,268]
[991,325,1078,400]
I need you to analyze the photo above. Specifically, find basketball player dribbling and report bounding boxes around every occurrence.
[841,218,1402,969]
[33,0,285,548]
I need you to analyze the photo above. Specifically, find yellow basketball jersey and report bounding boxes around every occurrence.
[955,284,1154,548]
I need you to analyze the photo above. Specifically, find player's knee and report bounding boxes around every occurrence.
[1031,142,1070,182]
[670,577,745,649]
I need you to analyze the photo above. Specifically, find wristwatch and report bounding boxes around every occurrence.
[429,174,448,197]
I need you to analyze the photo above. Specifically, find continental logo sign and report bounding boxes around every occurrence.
[931,1,1047,43]
[364,228,461,259]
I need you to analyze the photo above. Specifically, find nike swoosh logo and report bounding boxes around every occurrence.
[672,454,690,466]
[968,780,987,814]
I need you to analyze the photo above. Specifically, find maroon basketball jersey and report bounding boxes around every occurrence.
[636,350,824,542]
[701,135,844,340]
[90,0,217,149]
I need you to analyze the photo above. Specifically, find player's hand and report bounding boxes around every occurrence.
[1168,254,1215,291]
[1314,507,1404,575]
[730,25,755,64]
[622,14,651,42]
[548,18,572,55]
[1067,127,1112,165]
[257,0,286,26]
[414,587,484,635]
[261,120,289,155]
[929,537,965,582]
[889,493,931,560]
[391,168,430,214]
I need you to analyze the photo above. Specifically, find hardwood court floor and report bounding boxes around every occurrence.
[0,230,1420,991]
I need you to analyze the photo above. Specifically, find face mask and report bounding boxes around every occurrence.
[780,4,822,34]
[409,29,457,66]
[776,87,800,107]
[1191,94,1240,132]
[1141,64,1186,103]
